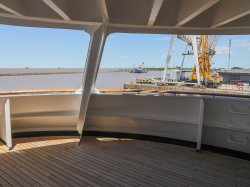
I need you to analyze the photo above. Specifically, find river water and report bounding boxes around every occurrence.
[0,69,163,91]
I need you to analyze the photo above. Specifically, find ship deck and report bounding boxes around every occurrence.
[0,136,250,187]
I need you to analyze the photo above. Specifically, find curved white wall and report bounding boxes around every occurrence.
[86,95,202,142]
[7,93,250,154]
[11,94,81,132]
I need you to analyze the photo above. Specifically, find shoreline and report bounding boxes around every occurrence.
[0,68,164,76]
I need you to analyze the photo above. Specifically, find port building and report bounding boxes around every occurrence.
[219,69,250,84]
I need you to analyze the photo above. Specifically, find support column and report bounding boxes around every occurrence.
[0,98,12,149]
[196,98,204,151]
[77,25,107,136]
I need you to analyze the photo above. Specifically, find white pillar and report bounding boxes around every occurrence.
[0,98,12,149]
[196,98,204,151]
[77,25,107,135]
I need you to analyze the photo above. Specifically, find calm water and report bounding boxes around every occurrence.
[96,71,162,88]
[0,69,163,91]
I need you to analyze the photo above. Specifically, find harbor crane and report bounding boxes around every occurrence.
[162,35,222,87]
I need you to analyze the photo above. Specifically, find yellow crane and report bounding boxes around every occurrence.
[177,35,222,87]
[163,35,223,87]
[190,35,222,87]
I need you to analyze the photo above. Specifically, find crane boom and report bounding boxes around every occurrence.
[162,35,177,81]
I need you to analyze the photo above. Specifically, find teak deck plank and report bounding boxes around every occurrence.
[0,136,250,187]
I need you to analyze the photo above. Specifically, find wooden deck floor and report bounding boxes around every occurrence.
[0,136,250,187]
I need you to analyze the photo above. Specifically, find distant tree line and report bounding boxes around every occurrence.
[231,67,243,69]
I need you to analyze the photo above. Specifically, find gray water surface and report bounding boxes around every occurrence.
[95,71,162,88]
[0,69,163,91]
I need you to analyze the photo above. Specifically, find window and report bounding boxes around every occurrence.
[96,33,250,96]
[0,24,90,92]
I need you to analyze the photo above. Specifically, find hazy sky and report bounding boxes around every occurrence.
[0,24,250,69]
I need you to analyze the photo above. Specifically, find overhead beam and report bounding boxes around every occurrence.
[211,9,250,28]
[211,0,250,28]
[96,0,109,23]
[148,0,163,26]
[107,23,250,35]
[42,0,71,21]
[176,0,220,27]
[0,12,101,30]
[0,2,23,16]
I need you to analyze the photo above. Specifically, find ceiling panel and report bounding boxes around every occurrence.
[52,0,103,22]
[0,0,62,19]
[183,2,219,27]
[106,0,153,25]
[154,0,181,26]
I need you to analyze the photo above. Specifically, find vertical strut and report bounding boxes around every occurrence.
[77,25,107,145]
[0,98,12,149]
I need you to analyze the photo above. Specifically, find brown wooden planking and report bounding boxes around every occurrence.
[41,137,236,186]
[0,176,11,187]
[0,140,195,187]
[4,151,60,186]
[82,144,200,186]
[36,138,225,186]
[26,139,139,187]
[0,156,33,186]
[16,139,107,187]
[10,137,248,186]
[6,138,83,185]
[84,147,195,185]
[59,137,246,186]
[91,140,238,186]
[1,151,55,186]
[22,151,87,187]
[38,137,172,186]
[80,139,246,186]
[13,140,90,186]
[31,137,141,184]
[0,136,250,187]
[83,138,247,186]
[0,170,21,187]
[17,137,182,186]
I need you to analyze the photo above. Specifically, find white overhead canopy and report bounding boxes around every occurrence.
[0,0,250,34]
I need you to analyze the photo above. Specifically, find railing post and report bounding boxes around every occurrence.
[197,98,204,151]
[0,98,12,149]
[77,24,107,138]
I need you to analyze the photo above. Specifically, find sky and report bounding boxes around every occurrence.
[0,24,250,69]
